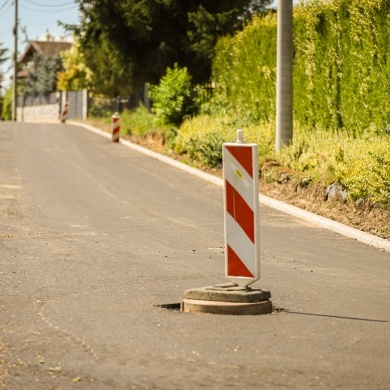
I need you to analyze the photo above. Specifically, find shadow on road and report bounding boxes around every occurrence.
[286,311,388,323]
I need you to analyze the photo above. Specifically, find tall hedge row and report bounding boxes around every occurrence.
[211,14,277,124]
[211,0,390,135]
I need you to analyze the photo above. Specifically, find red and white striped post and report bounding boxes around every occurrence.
[111,113,120,142]
[223,130,260,287]
[61,101,69,123]
[181,130,271,314]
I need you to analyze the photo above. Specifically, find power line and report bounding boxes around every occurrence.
[24,0,75,8]
[0,0,11,12]
[0,0,12,17]
[20,17,77,27]
[20,3,77,13]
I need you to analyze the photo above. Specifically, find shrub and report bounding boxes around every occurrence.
[149,64,195,127]
[89,97,116,118]
[1,87,12,120]
[120,105,159,137]
[277,125,341,182]
[277,125,390,205]
[174,114,275,168]
[335,136,390,205]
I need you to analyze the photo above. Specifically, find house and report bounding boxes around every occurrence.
[17,40,72,79]
[15,40,86,123]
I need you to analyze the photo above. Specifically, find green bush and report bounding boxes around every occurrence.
[120,105,160,137]
[277,125,390,205]
[149,64,195,127]
[174,114,275,168]
[1,87,12,120]
[334,135,390,205]
[89,98,116,118]
[277,125,341,182]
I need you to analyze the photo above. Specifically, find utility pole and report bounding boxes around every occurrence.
[276,0,293,152]
[12,0,18,121]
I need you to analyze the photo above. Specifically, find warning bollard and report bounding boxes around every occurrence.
[223,129,260,285]
[111,113,120,142]
[181,130,272,315]
[61,101,69,123]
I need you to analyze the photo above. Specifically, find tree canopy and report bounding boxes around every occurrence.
[57,39,93,91]
[24,54,63,96]
[71,0,272,96]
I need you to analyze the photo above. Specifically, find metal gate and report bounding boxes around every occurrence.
[66,90,87,119]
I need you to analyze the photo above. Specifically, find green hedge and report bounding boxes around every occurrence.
[211,14,277,123]
[173,115,275,168]
[210,0,390,135]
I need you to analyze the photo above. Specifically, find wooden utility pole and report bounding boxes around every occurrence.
[12,0,18,121]
[276,0,293,152]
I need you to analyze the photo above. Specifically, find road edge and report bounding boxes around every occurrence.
[68,121,390,253]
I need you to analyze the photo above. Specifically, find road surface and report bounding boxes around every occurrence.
[0,122,389,389]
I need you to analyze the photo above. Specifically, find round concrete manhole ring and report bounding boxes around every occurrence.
[181,298,272,315]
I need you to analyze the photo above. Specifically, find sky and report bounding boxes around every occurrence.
[0,0,80,91]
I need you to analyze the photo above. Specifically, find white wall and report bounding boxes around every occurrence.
[17,104,60,123]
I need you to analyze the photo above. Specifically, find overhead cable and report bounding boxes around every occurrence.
[24,0,75,7]
[20,3,77,13]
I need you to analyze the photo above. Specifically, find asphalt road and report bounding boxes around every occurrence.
[0,122,389,390]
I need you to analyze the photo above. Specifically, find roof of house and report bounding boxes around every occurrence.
[19,41,72,64]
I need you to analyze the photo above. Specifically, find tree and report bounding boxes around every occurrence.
[57,38,93,91]
[70,0,272,96]
[24,54,62,96]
